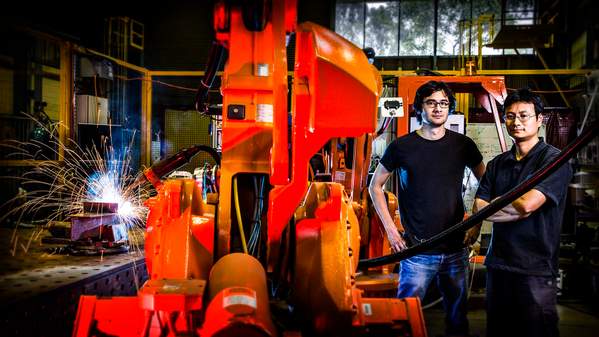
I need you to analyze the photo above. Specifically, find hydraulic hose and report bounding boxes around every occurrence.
[233,176,249,254]
[358,121,599,269]
[195,41,227,114]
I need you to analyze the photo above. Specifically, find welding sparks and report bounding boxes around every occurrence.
[85,163,144,221]
[0,114,150,255]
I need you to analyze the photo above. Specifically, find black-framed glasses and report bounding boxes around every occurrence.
[504,113,537,122]
[423,99,450,109]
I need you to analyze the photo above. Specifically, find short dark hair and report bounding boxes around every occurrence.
[504,88,544,116]
[413,81,456,122]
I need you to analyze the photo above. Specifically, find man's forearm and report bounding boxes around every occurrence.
[501,203,522,215]
[368,164,406,251]
[368,178,407,251]
[486,208,526,222]
[474,197,530,223]
[369,186,396,231]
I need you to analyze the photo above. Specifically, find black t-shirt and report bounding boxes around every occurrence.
[475,140,572,276]
[379,130,483,253]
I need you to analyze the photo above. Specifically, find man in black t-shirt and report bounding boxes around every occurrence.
[474,88,572,337]
[369,81,485,337]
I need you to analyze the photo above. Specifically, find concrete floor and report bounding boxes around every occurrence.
[423,299,599,337]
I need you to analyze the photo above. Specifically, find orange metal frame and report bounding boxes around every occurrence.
[266,21,382,269]
[214,0,292,259]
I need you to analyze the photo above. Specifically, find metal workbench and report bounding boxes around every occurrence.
[0,226,148,337]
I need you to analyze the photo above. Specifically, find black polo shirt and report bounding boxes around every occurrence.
[476,140,572,276]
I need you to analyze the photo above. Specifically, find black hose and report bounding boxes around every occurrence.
[358,121,599,269]
[241,0,270,31]
[195,42,227,114]
[376,117,392,137]
[193,144,221,166]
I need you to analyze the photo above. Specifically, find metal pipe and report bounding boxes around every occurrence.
[358,121,599,269]
[489,93,508,152]
[535,48,572,108]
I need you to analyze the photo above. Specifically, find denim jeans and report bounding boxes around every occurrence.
[398,248,470,336]
[486,267,559,337]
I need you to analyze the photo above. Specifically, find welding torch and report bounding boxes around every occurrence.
[135,145,221,189]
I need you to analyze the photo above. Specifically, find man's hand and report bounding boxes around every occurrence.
[385,226,408,252]
[370,164,408,253]
[464,225,481,245]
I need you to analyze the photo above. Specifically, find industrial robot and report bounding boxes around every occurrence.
[73,1,427,336]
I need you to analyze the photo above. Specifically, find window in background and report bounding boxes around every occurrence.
[335,1,365,49]
[472,0,502,56]
[365,1,399,56]
[437,0,471,56]
[399,0,434,56]
[504,0,534,25]
[334,0,535,57]
[503,0,534,54]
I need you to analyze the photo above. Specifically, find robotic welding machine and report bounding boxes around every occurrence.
[72,1,427,336]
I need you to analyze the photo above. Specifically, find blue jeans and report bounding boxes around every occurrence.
[486,267,559,337]
[398,248,470,336]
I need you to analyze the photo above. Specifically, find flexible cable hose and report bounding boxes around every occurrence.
[233,176,248,254]
[195,42,227,114]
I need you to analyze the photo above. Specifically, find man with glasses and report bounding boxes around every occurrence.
[370,81,485,337]
[474,88,572,337]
